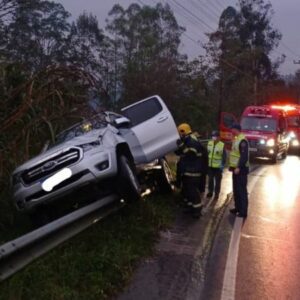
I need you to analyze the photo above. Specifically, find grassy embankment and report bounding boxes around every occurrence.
[0,193,179,300]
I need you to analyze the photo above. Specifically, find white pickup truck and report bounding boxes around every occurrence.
[12,95,179,216]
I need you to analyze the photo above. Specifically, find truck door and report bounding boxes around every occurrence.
[121,95,179,164]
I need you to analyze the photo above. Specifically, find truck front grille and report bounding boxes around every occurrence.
[24,170,89,202]
[21,148,80,185]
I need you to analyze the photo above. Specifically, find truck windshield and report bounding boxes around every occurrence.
[287,116,300,128]
[54,113,108,144]
[241,117,276,132]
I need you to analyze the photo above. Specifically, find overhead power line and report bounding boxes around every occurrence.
[168,0,215,34]
[280,41,300,59]
[272,48,297,63]
[136,0,263,80]
[204,0,222,14]
[190,0,220,21]
[171,0,216,32]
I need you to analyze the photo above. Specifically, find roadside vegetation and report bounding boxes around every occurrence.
[0,0,299,296]
[0,0,298,232]
[0,194,178,300]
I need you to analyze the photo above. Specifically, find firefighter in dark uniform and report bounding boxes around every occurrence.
[229,124,249,218]
[175,123,204,218]
[207,130,226,200]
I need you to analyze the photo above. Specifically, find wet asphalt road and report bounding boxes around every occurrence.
[236,156,300,300]
[203,155,300,300]
[117,156,300,300]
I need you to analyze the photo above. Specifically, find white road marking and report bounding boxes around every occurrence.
[241,234,287,243]
[258,216,285,224]
[221,168,265,300]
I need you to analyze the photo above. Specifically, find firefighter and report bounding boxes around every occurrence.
[175,123,204,218]
[229,124,249,218]
[207,130,226,200]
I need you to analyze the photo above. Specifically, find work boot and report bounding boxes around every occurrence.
[192,204,203,219]
[236,212,247,219]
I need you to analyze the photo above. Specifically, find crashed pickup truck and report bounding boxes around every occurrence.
[12,95,179,215]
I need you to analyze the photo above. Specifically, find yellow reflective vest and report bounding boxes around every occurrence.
[207,140,224,168]
[229,133,249,168]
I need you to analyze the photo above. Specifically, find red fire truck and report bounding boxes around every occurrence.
[276,104,300,154]
[220,105,291,163]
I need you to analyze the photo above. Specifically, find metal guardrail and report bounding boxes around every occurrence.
[0,194,121,281]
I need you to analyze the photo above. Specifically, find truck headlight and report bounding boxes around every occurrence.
[289,131,296,139]
[259,139,266,145]
[266,139,275,147]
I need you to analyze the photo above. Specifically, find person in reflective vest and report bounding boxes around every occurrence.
[175,123,204,218]
[207,130,226,200]
[229,123,249,218]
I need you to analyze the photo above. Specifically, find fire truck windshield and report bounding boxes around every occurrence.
[241,117,277,132]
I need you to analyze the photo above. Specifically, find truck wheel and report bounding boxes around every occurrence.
[156,158,174,194]
[117,155,141,202]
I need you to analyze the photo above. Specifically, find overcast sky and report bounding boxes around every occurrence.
[55,0,300,75]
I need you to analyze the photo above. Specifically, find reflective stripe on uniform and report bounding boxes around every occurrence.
[183,147,198,155]
[184,172,201,177]
[193,203,203,208]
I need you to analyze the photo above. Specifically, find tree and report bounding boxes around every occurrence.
[105,3,185,107]
[206,0,282,116]
[1,0,70,72]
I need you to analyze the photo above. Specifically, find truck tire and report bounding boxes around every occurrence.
[117,155,141,202]
[156,158,174,194]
